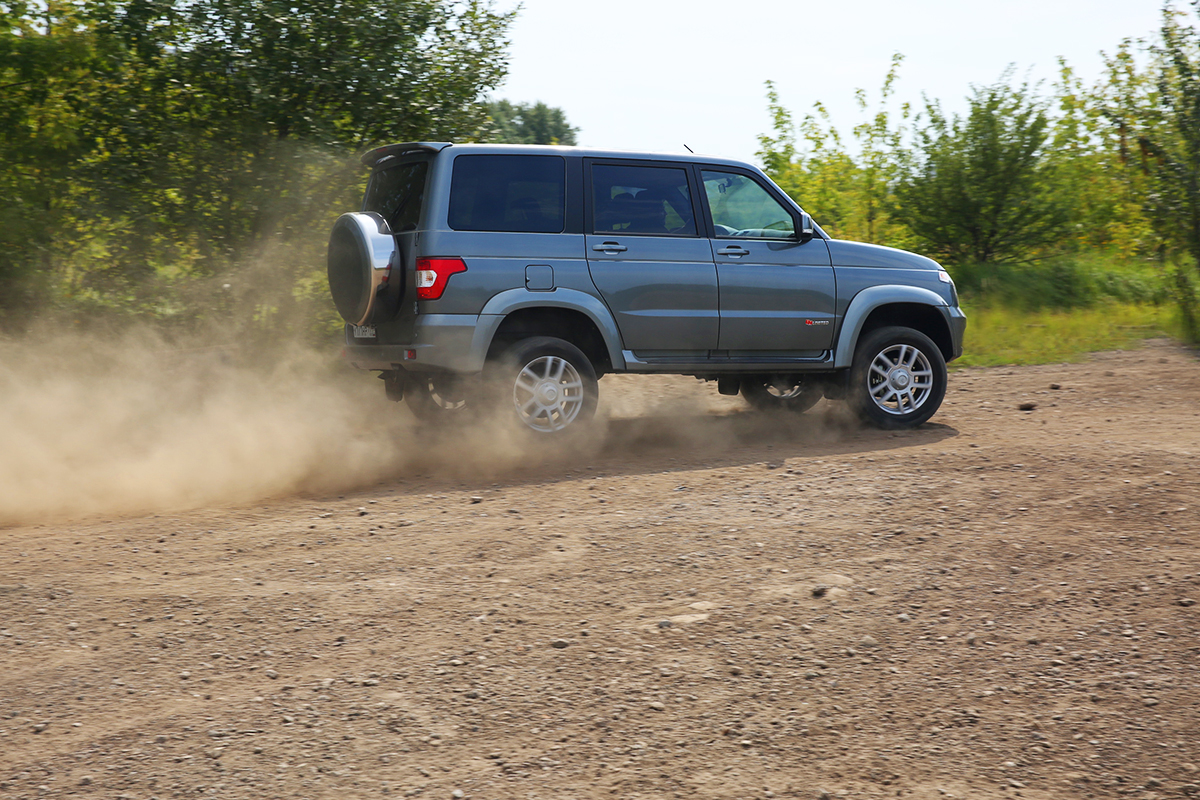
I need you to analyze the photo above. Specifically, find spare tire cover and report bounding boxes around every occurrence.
[327,212,397,325]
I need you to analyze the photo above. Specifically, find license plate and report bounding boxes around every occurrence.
[352,325,376,339]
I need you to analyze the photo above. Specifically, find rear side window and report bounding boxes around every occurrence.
[448,155,565,233]
[363,159,429,232]
[591,164,697,236]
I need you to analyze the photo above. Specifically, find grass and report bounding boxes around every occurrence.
[953,301,1182,368]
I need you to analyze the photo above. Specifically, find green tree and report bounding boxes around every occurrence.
[0,0,514,333]
[891,73,1070,265]
[484,99,578,144]
[1134,4,1200,340]
[756,62,911,246]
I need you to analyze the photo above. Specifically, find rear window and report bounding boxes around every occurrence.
[448,155,565,233]
[363,159,429,232]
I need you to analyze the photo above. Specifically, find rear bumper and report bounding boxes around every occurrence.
[342,313,489,373]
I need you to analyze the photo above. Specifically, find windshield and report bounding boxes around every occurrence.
[363,159,429,232]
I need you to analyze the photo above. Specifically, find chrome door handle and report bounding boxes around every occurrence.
[717,245,749,256]
[592,242,627,253]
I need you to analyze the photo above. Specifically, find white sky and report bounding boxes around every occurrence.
[493,0,1172,165]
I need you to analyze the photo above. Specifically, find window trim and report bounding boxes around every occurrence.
[583,158,703,238]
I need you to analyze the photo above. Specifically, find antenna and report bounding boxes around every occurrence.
[683,144,694,154]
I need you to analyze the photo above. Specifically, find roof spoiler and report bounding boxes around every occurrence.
[360,142,452,167]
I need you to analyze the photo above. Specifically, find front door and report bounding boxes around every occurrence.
[585,162,719,356]
[701,169,836,356]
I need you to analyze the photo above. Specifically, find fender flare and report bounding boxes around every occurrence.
[833,285,950,368]
[470,288,626,372]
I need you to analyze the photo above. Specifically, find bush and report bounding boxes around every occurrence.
[948,257,1168,310]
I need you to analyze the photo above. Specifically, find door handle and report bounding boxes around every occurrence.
[592,242,627,253]
[717,245,749,257]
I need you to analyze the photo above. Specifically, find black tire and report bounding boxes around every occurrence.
[404,373,474,424]
[740,375,823,413]
[849,326,947,429]
[487,337,598,435]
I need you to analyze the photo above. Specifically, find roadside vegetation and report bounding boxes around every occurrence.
[759,3,1200,358]
[1,0,1199,367]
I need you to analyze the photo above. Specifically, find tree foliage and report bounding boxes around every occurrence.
[485,99,578,145]
[891,75,1069,265]
[1135,5,1200,339]
[0,0,515,334]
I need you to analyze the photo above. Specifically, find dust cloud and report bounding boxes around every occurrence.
[0,328,858,527]
[0,329,421,525]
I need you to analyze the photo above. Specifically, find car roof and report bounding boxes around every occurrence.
[361,142,761,173]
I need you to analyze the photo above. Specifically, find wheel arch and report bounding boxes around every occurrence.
[476,289,624,375]
[833,286,955,368]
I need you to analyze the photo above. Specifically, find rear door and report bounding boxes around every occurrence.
[700,169,836,355]
[584,161,719,356]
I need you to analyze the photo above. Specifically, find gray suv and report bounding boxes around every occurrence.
[327,143,965,434]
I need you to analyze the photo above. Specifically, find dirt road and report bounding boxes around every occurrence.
[2,340,1198,800]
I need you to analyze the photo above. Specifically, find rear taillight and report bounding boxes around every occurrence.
[415,257,467,300]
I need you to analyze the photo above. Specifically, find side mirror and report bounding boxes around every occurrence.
[798,212,815,243]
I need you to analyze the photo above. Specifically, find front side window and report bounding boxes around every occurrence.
[448,155,565,233]
[591,164,697,236]
[702,171,795,239]
[364,159,429,232]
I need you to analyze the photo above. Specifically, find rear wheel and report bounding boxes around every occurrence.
[740,375,823,413]
[488,337,598,435]
[850,326,946,429]
[404,374,473,423]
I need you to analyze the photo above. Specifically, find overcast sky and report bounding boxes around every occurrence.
[493,0,1172,165]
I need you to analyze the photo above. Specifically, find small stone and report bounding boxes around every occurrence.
[858,635,879,648]
[811,585,828,598]
[1179,598,1196,607]
[32,722,48,733]
[657,620,673,629]
[179,671,191,679]
[451,790,465,799]
[1018,401,1037,411]
[1142,697,1160,706]
[1009,779,1025,788]
[265,670,279,679]
[78,777,92,786]
[357,508,369,516]
[550,639,571,649]
[648,701,666,711]
[897,613,911,622]
[966,633,978,645]
[1050,383,1061,390]
[469,497,483,504]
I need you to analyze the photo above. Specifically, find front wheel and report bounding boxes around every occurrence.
[488,337,598,435]
[740,375,823,413]
[850,326,947,429]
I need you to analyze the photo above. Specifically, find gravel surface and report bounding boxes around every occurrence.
[2,339,1198,800]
